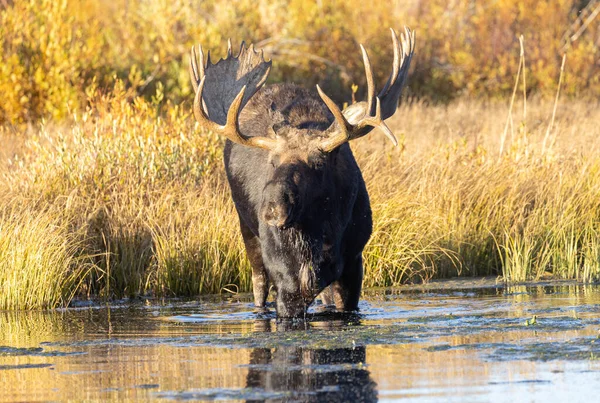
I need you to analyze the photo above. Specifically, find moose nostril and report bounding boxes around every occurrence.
[263,202,291,228]
[265,203,278,220]
[263,203,279,222]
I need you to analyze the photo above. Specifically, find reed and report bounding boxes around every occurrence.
[0,205,88,309]
[1,85,599,309]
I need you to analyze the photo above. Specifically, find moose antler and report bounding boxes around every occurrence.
[318,27,415,152]
[189,41,278,150]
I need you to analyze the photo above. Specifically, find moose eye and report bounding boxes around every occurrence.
[308,155,326,171]
[317,160,325,169]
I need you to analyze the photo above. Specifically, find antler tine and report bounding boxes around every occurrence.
[360,45,376,115]
[316,85,350,131]
[237,41,246,58]
[395,29,414,97]
[379,26,414,119]
[225,86,278,150]
[223,85,247,140]
[189,45,199,93]
[406,26,415,54]
[379,28,401,97]
[198,45,205,78]
[319,27,414,152]
[193,76,218,131]
[189,48,198,93]
[401,29,410,64]
[193,75,277,150]
[316,84,352,151]
[318,87,397,152]
[189,45,206,105]
[361,97,397,146]
[227,39,232,57]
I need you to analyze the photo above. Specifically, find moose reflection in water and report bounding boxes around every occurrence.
[245,318,377,402]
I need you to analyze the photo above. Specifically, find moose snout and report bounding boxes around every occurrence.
[262,202,291,228]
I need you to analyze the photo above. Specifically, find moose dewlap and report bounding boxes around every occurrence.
[188,28,415,318]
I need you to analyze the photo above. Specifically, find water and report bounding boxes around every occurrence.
[1,278,600,402]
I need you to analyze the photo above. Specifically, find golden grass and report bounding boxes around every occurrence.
[1,81,599,309]
[1,83,253,305]
[0,205,87,309]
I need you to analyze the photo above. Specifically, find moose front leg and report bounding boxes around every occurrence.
[318,285,335,306]
[239,218,270,308]
[331,254,364,311]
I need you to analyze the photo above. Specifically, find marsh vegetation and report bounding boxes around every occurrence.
[1,0,600,309]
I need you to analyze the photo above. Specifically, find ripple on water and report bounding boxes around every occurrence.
[2,279,600,402]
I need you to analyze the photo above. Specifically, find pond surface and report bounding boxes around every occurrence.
[1,278,600,402]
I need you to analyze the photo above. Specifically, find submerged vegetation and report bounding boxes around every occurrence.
[1,0,600,309]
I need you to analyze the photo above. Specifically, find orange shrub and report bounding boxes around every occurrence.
[1,0,598,123]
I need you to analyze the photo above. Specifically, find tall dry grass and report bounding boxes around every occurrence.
[361,98,600,285]
[0,205,87,309]
[1,82,253,308]
[1,81,599,309]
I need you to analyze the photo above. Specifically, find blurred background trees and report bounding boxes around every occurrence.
[1,0,599,124]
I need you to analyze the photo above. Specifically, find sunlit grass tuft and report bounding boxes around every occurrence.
[149,185,251,296]
[0,207,88,309]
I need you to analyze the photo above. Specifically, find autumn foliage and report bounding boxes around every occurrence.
[1,0,599,124]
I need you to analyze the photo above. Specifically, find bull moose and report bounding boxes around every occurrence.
[188,28,415,317]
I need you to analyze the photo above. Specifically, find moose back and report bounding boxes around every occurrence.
[188,28,415,317]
